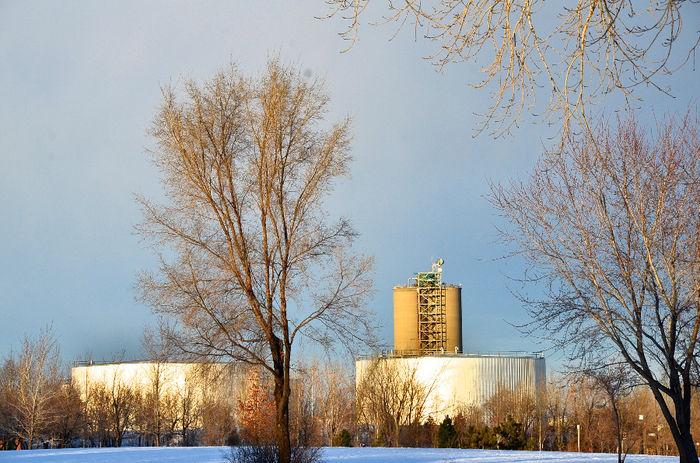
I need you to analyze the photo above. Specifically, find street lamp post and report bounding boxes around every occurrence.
[577,424,581,452]
[639,415,645,454]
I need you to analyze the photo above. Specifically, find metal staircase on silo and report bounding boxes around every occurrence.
[415,260,447,354]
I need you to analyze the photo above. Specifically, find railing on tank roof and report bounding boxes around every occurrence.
[356,350,545,361]
[73,359,140,367]
[72,358,210,367]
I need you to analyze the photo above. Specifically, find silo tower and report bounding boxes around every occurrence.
[393,259,462,355]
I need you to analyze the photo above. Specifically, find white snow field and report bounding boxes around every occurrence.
[0,447,679,463]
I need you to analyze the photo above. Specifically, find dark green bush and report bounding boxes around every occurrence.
[333,429,352,447]
[437,416,459,448]
[494,415,526,450]
[373,434,385,447]
[462,424,496,449]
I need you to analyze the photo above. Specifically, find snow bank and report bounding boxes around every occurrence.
[0,446,679,462]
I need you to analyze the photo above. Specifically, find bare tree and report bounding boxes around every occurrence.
[0,328,62,449]
[84,382,111,447]
[292,359,355,446]
[568,373,606,452]
[491,112,699,461]
[80,361,137,448]
[138,59,376,462]
[315,361,355,446]
[140,321,177,446]
[581,363,635,463]
[543,372,574,451]
[356,357,440,446]
[289,367,320,446]
[105,366,136,447]
[49,379,85,448]
[327,1,698,140]
[483,384,538,443]
[201,396,236,446]
[176,370,201,447]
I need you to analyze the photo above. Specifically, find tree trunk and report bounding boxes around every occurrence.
[612,408,622,463]
[155,406,161,447]
[674,407,698,463]
[272,336,292,463]
[29,422,34,450]
[115,411,122,447]
[274,374,291,463]
[663,372,699,463]
[678,441,698,463]
[394,420,400,447]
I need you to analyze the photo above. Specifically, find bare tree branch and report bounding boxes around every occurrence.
[326,0,699,141]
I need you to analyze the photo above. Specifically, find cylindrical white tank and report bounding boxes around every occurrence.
[355,353,546,422]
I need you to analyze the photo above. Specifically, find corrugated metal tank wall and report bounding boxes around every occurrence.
[393,287,419,351]
[460,355,542,403]
[445,286,462,353]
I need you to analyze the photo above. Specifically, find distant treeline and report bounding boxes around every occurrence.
[0,329,694,456]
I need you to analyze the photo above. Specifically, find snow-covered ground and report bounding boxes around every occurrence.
[0,447,680,462]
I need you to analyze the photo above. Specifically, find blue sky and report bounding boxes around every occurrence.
[1,1,697,368]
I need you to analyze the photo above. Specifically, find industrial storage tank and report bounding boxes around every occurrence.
[358,258,546,431]
[393,259,462,355]
[356,352,546,422]
[393,286,419,352]
[445,286,462,353]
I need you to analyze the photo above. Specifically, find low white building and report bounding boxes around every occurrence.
[71,360,243,401]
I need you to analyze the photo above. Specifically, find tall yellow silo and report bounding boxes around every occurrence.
[393,286,419,352]
[445,286,462,353]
